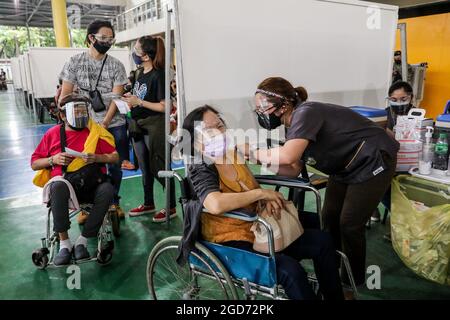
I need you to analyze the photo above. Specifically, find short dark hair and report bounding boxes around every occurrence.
[388,81,413,96]
[394,50,401,56]
[182,105,221,156]
[85,20,115,46]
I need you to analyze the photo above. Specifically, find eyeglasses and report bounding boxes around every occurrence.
[386,95,412,103]
[93,34,116,45]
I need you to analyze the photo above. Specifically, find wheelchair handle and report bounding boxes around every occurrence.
[158,170,183,182]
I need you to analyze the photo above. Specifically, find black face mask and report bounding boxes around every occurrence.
[93,41,111,54]
[390,103,412,116]
[256,111,282,130]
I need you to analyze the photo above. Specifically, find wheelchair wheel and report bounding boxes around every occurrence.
[110,210,120,238]
[32,248,49,270]
[147,236,238,300]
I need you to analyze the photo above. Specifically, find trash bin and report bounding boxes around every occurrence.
[391,175,450,285]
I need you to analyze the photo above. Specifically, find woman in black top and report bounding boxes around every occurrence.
[122,36,176,222]
[240,77,399,291]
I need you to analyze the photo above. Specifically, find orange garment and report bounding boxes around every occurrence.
[201,160,259,244]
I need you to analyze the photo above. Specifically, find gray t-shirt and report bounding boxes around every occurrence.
[286,102,399,184]
[59,51,128,128]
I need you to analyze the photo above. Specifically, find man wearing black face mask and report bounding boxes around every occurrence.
[60,20,129,221]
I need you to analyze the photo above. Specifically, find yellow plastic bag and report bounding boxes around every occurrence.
[33,168,51,187]
[391,175,450,285]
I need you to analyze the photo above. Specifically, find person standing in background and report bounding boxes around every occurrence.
[123,35,177,223]
[59,20,128,222]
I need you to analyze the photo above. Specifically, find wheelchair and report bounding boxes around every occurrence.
[32,201,120,270]
[146,170,358,300]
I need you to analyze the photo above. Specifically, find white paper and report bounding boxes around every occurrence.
[114,99,130,114]
[65,147,87,158]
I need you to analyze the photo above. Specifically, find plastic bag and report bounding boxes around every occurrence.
[391,175,450,285]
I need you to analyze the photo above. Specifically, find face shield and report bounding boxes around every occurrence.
[63,101,90,130]
[254,97,282,130]
[387,95,412,116]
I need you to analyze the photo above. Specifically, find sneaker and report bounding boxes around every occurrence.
[343,288,356,300]
[371,209,381,222]
[129,204,156,217]
[111,204,125,219]
[74,244,90,261]
[121,160,135,170]
[54,248,72,266]
[77,210,89,225]
[152,208,177,223]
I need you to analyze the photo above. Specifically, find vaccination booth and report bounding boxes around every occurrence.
[166,0,450,285]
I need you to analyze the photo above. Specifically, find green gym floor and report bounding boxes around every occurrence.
[0,88,449,300]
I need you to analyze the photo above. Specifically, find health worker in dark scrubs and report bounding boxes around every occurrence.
[241,77,399,288]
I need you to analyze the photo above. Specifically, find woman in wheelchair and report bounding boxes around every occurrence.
[182,105,344,300]
[31,94,118,266]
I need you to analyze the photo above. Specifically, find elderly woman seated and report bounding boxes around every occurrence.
[31,95,118,266]
[181,105,344,300]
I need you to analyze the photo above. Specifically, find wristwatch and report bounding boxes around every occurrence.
[48,156,54,168]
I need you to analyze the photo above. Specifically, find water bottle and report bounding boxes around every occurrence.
[433,133,448,171]
[419,126,434,175]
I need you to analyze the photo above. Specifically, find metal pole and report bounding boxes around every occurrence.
[32,94,38,123]
[164,4,172,226]
[398,23,408,82]
[26,23,32,47]
[173,0,186,134]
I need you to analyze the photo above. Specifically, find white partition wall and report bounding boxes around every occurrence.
[10,58,22,90]
[175,0,399,131]
[18,55,27,91]
[24,53,33,94]
[28,47,131,98]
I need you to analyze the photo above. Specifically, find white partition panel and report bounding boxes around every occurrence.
[28,47,131,98]
[24,53,33,94]
[18,55,27,91]
[10,58,22,89]
[175,0,398,131]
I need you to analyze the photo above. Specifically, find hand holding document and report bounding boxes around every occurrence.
[65,147,87,158]
[114,99,130,114]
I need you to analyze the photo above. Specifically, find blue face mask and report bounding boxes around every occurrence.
[132,52,143,66]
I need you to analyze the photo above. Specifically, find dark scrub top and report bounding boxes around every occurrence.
[131,68,165,120]
[286,102,400,184]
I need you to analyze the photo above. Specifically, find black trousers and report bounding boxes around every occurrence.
[224,229,344,300]
[50,181,114,238]
[322,155,396,286]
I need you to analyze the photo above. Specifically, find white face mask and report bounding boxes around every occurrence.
[202,131,235,159]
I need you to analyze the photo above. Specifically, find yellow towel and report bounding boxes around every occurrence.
[33,119,115,187]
